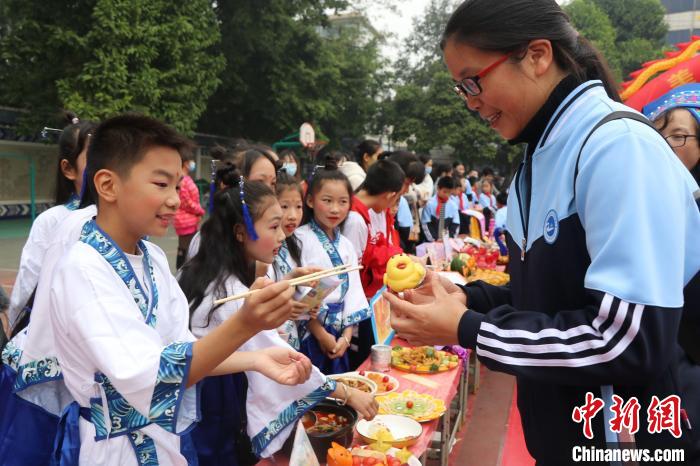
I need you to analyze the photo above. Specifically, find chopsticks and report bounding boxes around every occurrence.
[212,264,363,305]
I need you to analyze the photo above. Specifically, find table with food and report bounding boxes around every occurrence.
[257,340,468,466]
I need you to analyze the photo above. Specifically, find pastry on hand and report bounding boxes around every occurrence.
[383,254,426,293]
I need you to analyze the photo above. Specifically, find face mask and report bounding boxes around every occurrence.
[425,166,432,175]
[283,163,297,177]
[188,161,196,172]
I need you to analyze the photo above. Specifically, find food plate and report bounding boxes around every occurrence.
[355,414,422,447]
[351,446,421,466]
[376,390,446,422]
[328,374,378,396]
[390,346,459,373]
[348,371,399,395]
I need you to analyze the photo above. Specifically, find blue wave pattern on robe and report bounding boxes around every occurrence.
[274,241,302,350]
[13,355,61,391]
[64,194,80,211]
[1,339,22,371]
[89,341,193,441]
[128,430,159,466]
[306,220,370,333]
[250,378,336,457]
[80,219,159,328]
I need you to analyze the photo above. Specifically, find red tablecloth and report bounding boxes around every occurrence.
[353,338,463,457]
[257,338,465,465]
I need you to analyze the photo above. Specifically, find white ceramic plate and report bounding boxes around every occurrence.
[355,414,423,445]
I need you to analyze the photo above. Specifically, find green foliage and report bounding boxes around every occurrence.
[564,0,620,79]
[197,0,384,146]
[0,0,94,131]
[567,0,668,79]
[0,0,224,134]
[58,0,224,133]
[381,0,521,172]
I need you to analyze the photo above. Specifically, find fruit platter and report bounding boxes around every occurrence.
[390,345,459,373]
[351,371,399,396]
[327,442,420,466]
[376,390,446,422]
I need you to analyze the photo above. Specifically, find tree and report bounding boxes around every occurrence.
[564,0,620,79]
[583,0,667,78]
[381,0,521,173]
[197,0,385,145]
[0,0,224,134]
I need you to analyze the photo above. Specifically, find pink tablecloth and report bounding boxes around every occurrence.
[258,338,465,465]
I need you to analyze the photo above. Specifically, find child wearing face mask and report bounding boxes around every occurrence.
[175,152,205,268]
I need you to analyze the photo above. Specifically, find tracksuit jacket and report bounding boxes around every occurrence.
[457,77,700,465]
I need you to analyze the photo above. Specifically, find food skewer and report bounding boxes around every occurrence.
[212,265,363,305]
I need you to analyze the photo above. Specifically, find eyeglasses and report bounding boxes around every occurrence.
[664,134,698,148]
[453,52,513,102]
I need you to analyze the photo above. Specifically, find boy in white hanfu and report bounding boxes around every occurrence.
[47,114,312,466]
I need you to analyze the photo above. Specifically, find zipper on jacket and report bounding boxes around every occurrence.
[514,152,533,261]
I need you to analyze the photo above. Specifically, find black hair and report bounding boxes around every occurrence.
[437,176,456,190]
[482,166,495,177]
[418,153,432,165]
[441,0,620,102]
[452,160,464,168]
[354,139,382,171]
[384,151,426,185]
[468,175,479,187]
[361,159,405,196]
[278,149,303,181]
[303,156,353,225]
[81,113,193,208]
[656,108,700,143]
[179,177,276,319]
[240,149,280,179]
[496,191,508,206]
[432,162,452,179]
[275,172,304,265]
[55,111,97,204]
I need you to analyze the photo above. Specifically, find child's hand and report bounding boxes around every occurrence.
[254,347,312,385]
[318,330,337,355]
[290,300,310,320]
[308,305,320,319]
[328,335,350,359]
[346,388,379,420]
[239,278,294,331]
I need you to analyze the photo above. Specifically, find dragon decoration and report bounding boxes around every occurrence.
[621,36,700,110]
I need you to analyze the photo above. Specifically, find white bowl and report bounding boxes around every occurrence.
[355,414,423,448]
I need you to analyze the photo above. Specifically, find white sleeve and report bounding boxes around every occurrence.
[51,252,196,434]
[341,212,368,260]
[8,210,59,326]
[338,237,370,327]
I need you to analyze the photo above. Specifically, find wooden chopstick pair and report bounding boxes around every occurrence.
[212,264,363,305]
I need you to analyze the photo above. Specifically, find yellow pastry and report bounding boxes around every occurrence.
[383,254,426,292]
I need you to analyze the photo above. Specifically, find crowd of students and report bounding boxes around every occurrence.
[1,111,492,465]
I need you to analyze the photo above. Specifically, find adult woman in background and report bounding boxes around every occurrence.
[385,1,700,464]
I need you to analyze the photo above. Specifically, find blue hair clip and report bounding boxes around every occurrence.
[239,178,259,241]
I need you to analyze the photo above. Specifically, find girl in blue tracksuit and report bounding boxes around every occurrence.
[385,1,700,465]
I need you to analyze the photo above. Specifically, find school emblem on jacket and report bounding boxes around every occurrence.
[543,209,559,244]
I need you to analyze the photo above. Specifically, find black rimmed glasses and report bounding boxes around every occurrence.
[664,134,698,148]
[452,52,514,103]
